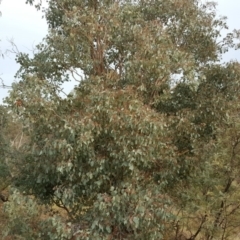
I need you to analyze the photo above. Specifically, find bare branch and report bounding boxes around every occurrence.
[0,77,12,89]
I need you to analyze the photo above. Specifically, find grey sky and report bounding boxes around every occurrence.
[0,0,240,103]
[0,0,47,102]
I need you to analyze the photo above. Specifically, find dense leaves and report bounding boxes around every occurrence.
[0,106,11,190]
[3,0,240,239]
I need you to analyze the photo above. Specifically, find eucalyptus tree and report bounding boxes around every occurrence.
[5,0,240,239]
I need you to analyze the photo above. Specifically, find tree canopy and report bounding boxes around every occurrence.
[2,0,240,239]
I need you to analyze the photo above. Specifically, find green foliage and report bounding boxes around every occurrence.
[1,189,41,239]
[1,188,73,240]
[0,106,11,191]
[3,0,240,239]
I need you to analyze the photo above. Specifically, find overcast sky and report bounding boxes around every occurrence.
[0,0,48,102]
[0,0,240,103]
